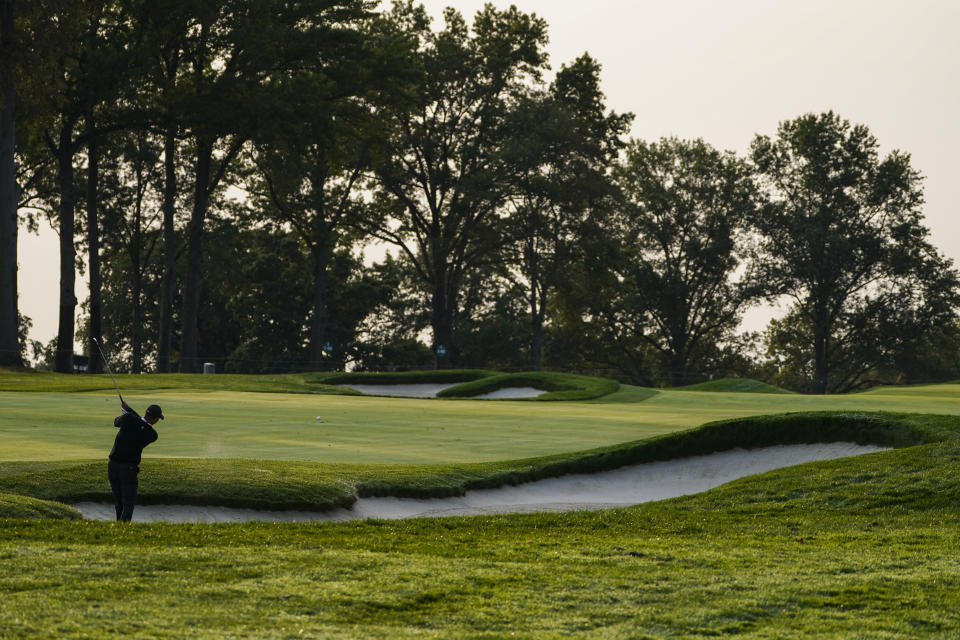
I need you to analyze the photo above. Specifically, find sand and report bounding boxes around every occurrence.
[339,383,543,399]
[340,383,461,397]
[73,442,888,523]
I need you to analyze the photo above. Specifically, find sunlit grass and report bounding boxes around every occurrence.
[3,374,960,637]
[2,436,960,637]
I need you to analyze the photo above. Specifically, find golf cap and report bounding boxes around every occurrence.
[145,404,164,420]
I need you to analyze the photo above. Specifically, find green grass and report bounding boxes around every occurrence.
[678,377,795,394]
[2,411,954,511]
[437,371,620,401]
[0,492,80,520]
[3,373,960,637]
[2,436,960,637]
[6,377,960,464]
[321,369,492,386]
[0,369,620,400]
[0,370,347,394]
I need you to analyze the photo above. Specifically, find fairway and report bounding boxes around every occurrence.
[4,373,960,638]
[3,382,959,463]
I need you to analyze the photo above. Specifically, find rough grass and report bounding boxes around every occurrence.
[678,377,795,394]
[4,377,960,637]
[2,436,960,637]
[0,492,81,520]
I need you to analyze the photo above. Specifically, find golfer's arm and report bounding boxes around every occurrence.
[114,406,141,428]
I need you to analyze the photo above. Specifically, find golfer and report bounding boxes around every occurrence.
[108,401,163,521]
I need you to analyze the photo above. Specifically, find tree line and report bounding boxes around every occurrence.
[1,1,958,393]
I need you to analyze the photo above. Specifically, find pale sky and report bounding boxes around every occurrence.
[18,0,960,350]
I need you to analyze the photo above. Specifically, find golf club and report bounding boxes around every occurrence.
[91,337,124,404]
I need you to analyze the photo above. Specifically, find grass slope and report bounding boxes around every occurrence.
[0,370,348,394]
[0,369,621,399]
[2,411,955,511]
[678,377,794,394]
[0,492,80,520]
[4,377,960,636]
[437,371,619,401]
[2,435,960,637]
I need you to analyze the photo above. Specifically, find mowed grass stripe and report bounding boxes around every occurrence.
[3,382,960,462]
[0,389,677,463]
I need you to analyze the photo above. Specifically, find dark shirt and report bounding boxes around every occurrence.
[109,408,158,465]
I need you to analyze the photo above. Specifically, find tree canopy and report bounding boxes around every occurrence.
[6,4,959,393]
[750,112,959,393]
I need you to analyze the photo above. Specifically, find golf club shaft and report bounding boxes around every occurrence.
[92,338,124,403]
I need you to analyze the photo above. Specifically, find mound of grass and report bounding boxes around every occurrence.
[438,371,619,401]
[0,369,620,402]
[319,369,492,387]
[0,370,349,395]
[3,435,960,637]
[587,384,659,403]
[0,492,81,520]
[678,377,794,394]
[3,411,954,512]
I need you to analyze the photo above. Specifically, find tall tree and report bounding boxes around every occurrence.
[111,131,162,373]
[366,3,549,368]
[750,112,960,393]
[606,137,759,387]
[81,1,151,373]
[0,0,19,366]
[503,54,630,370]
[83,106,103,372]
[175,0,375,372]
[173,1,246,373]
[19,0,139,372]
[156,35,182,374]
[133,0,194,372]
[245,0,384,370]
[93,128,163,373]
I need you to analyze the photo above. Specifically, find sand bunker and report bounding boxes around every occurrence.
[342,383,461,397]
[340,383,543,399]
[73,442,887,523]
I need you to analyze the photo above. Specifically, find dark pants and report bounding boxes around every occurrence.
[108,461,139,522]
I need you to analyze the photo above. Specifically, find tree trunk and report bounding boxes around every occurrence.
[813,302,829,394]
[669,352,687,388]
[308,242,330,371]
[529,287,543,372]
[157,129,177,372]
[431,286,454,370]
[527,243,542,372]
[530,322,543,372]
[0,0,19,367]
[54,125,77,373]
[130,158,144,374]
[813,331,828,394]
[131,248,142,373]
[85,119,102,373]
[179,137,212,373]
